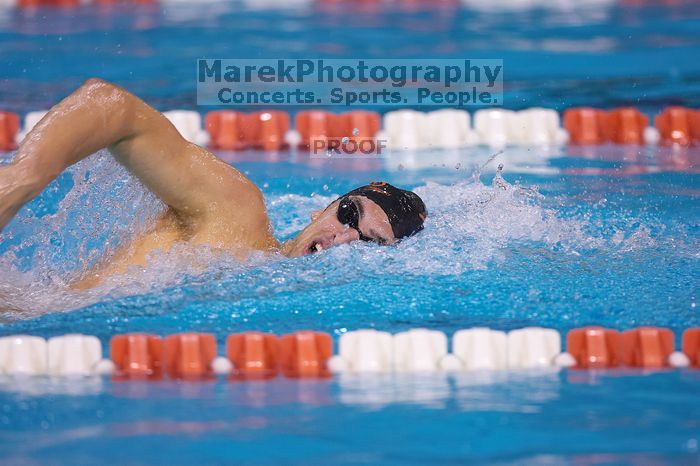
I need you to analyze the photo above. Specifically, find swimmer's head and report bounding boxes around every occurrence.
[281,182,426,257]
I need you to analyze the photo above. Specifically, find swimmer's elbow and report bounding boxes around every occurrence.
[78,78,136,136]
[81,77,115,92]
[245,184,266,212]
[79,78,128,107]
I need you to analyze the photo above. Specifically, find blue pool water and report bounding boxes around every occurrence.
[1,1,700,464]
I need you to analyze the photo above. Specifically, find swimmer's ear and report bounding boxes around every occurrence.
[310,209,322,221]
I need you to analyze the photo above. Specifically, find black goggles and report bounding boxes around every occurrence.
[336,196,373,242]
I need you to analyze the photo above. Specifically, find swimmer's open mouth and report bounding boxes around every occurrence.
[305,240,328,255]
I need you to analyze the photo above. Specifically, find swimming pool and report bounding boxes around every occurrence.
[1,1,700,464]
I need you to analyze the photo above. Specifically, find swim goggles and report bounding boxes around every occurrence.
[336,196,374,243]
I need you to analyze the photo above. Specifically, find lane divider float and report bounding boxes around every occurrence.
[14,110,47,146]
[163,111,209,147]
[206,110,290,151]
[0,326,697,379]
[227,331,279,379]
[0,111,19,152]
[683,328,700,368]
[293,110,380,150]
[654,106,700,147]
[17,0,80,7]
[111,333,163,379]
[4,0,669,12]
[2,106,699,153]
[15,0,156,7]
[563,107,655,145]
[47,334,111,376]
[280,330,333,378]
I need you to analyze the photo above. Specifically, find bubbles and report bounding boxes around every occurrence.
[352,128,359,136]
[492,164,508,190]
[341,136,349,144]
[0,153,667,320]
[0,151,164,317]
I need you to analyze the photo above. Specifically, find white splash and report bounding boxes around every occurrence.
[0,152,659,319]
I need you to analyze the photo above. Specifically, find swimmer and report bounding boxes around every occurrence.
[0,79,426,287]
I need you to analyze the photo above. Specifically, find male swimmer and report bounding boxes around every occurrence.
[0,79,426,287]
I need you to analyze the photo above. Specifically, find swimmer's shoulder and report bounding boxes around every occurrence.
[193,154,277,248]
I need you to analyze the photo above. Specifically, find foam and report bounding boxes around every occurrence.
[0,151,662,320]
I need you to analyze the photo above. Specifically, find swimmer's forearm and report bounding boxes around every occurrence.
[4,78,190,218]
[12,78,135,192]
[0,79,141,231]
[1,77,264,234]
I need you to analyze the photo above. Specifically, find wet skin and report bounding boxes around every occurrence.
[0,79,396,288]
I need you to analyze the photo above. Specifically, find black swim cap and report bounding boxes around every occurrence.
[343,182,427,240]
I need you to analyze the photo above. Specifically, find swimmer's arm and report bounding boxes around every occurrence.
[0,78,265,232]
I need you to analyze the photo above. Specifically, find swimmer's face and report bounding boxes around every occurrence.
[283,196,396,257]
